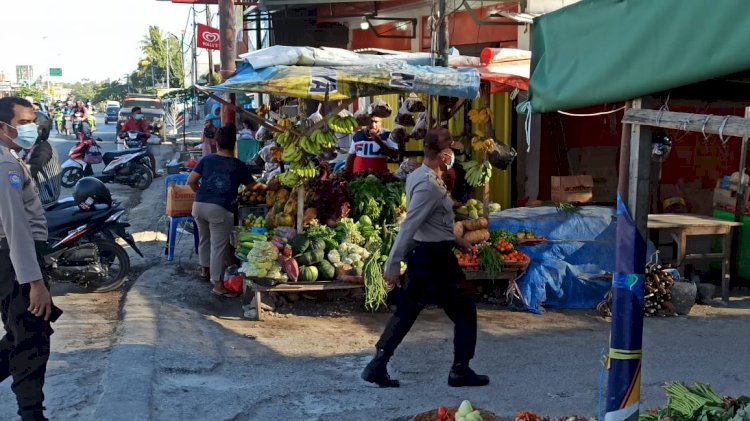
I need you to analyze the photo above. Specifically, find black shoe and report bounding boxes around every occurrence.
[361,349,400,388]
[448,364,490,387]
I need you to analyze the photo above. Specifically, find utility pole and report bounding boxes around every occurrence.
[166,38,171,90]
[192,5,198,118]
[435,0,449,68]
[218,0,236,124]
[206,6,214,84]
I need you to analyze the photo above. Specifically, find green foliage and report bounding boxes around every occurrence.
[14,86,45,102]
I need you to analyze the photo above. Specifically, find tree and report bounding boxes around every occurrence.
[14,85,45,102]
[133,26,184,90]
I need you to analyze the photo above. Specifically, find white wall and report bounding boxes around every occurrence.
[526,0,581,14]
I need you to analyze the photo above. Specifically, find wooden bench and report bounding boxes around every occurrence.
[243,279,364,320]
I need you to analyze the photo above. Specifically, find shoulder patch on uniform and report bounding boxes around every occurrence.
[7,170,21,189]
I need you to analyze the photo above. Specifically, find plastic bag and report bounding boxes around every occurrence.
[84,145,103,164]
[404,96,426,113]
[223,265,243,295]
[369,100,392,118]
[410,112,426,140]
[390,126,409,145]
[487,140,517,170]
[354,110,371,127]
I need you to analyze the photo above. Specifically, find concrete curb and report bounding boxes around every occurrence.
[92,270,165,421]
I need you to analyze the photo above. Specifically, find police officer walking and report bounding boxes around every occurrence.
[362,128,490,389]
[0,97,53,421]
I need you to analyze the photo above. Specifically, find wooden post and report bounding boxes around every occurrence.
[218,0,237,125]
[481,83,492,219]
[729,106,750,295]
[628,98,652,238]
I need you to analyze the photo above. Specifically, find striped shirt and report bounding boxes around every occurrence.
[24,140,62,205]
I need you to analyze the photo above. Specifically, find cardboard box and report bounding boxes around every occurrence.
[551,175,594,203]
[166,184,195,217]
[580,167,618,202]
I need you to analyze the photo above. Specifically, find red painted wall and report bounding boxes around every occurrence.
[536,104,750,199]
[351,23,412,51]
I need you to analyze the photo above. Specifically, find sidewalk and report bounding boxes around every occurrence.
[89,179,750,421]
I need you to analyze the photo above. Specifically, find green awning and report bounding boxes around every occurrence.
[527,0,750,113]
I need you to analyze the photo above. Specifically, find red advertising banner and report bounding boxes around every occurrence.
[197,23,220,50]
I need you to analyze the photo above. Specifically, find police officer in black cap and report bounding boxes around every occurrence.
[0,97,53,421]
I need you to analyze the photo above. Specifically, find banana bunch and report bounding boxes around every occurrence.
[288,161,317,179]
[468,108,492,125]
[278,118,293,129]
[311,128,338,149]
[464,160,493,187]
[276,131,294,148]
[282,142,303,162]
[278,171,302,188]
[299,136,320,155]
[270,147,283,162]
[328,115,358,134]
[471,136,495,153]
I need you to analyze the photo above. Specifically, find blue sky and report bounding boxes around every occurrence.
[3,0,213,83]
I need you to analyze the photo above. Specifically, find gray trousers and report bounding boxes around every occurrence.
[192,202,234,283]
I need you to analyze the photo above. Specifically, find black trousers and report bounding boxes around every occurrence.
[0,249,51,420]
[376,241,477,365]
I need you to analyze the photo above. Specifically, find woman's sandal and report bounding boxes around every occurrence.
[211,289,239,298]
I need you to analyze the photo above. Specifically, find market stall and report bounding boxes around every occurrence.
[199,46,534,319]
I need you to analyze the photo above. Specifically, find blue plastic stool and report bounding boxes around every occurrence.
[165,173,199,261]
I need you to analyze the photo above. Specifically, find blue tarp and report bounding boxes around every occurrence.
[489,206,618,314]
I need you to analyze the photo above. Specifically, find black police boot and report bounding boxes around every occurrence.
[20,409,48,421]
[361,348,400,388]
[448,363,490,387]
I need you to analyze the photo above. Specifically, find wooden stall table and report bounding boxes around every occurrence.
[463,264,530,307]
[243,278,364,321]
[647,213,742,302]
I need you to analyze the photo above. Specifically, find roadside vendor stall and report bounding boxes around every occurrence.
[199,45,537,319]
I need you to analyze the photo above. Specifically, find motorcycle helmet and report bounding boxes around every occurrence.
[651,131,673,162]
[73,177,112,211]
[34,111,52,141]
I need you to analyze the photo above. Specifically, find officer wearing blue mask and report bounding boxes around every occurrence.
[0,97,53,421]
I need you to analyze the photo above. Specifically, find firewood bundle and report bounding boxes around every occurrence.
[644,262,677,317]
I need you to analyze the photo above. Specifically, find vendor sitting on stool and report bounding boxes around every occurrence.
[345,115,399,174]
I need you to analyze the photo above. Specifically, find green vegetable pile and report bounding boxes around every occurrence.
[641,382,750,421]
[490,229,517,246]
[348,175,405,226]
[363,250,388,312]
[478,245,503,276]
[334,218,365,246]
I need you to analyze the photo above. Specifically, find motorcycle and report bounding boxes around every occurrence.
[43,198,143,292]
[71,112,85,137]
[60,130,153,190]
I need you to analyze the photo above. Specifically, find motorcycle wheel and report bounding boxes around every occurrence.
[132,163,153,190]
[61,167,83,188]
[87,241,130,293]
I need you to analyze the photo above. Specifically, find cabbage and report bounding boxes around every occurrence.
[327,249,341,264]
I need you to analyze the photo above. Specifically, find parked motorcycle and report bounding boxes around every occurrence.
[60,131,153,190]
[43,198,142,292]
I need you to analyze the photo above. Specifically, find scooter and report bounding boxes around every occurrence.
[60,130,153,190]
[43,197,143,292]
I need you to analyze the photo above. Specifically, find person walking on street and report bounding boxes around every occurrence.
[200,116,217,157]
[0,97,54,421]
[23,112,61,205]
[188,123,266,297]
[361,128,489,389]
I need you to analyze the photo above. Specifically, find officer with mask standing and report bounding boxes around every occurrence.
[0,97,53,421]
[22,112,61,205]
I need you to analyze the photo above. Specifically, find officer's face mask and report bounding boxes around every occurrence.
[1,121,38,149]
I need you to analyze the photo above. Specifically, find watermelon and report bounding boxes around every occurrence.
[296,252,315,266]
[311,249,325,263]
[310,238,326,251]
[290,235,310,255]
[299,266,318,282]
[317,261,336,280]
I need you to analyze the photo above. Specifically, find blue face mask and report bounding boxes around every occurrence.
[134,114,143,121]
[2,122,38,149]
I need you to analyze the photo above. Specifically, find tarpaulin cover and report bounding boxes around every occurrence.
[209,62,480,100]
[528,0,750,112]
[489,206,616,314]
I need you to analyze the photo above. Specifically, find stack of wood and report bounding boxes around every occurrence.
[644,262,677,317]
